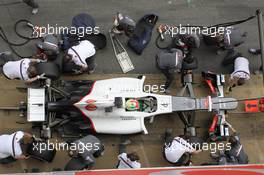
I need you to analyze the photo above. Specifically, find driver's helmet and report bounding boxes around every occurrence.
[126,99,140,111]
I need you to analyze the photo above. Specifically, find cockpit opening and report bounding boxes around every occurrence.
[125,96,157,113]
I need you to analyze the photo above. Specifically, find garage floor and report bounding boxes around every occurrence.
[0,73,263,173]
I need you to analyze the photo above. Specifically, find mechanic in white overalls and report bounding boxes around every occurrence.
[163,130,201,166]
[0,52,45,84]
[222,54,250,92]
[0,131,33,164]
[63,40,96,74]
[116,135,141,169]
[117,152,141,169]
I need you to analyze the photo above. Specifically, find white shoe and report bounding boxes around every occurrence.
[165,89,171,94]
[254,70,260,75]
[32,8,38,15]
[249,48,256,52]
[88,64,97,74]
[210,152,219,159]
[248,48,259,55]
[216,49,225,55]
[0,51,11,56]
[120,139,132,145]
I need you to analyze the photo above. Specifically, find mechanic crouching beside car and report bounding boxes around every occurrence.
[222,53,250,93]
[210,125,249,165]
[116,138,141,169]
[156,48,184,94]
[62,40,96,74]
[0,52,45,84]
[163,129,202,166]
[0,131,33,164]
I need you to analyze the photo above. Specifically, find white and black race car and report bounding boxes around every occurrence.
[24,73,238,138]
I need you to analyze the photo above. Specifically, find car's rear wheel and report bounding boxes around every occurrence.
[36,62,60,80]
[26,141,56,163]
[189,136,204,150]
[64,157,91,171]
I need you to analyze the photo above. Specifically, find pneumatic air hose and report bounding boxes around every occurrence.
[155,15,257,49]
[0,19,39,58]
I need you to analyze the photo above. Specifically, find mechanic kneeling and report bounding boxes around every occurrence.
[212,126,249,165]
[116,139,141,169]
[156,48,184,94]
[0,131,33,164]
[156,34,200,94]
[36,34,60,60]
[63,40,96,74]
[225,134,249,164]
[163,129,202,166]
[203,27,246,61]
[222,53,250,93]
[0,52,45,84]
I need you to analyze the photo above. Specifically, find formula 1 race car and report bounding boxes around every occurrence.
[21,73,238,139]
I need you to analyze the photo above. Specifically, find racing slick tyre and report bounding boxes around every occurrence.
[189,136,204,150]
[182,56,198,70]
[36,62,60,80]
[203,34,218,46]
[26,141,56,163]
[93,145,105,158]
[64,157,92,171]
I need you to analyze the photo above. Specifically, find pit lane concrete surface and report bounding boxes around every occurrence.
[0,0,264,173]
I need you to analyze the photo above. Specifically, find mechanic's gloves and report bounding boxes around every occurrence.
[32,135,43,142]
[72,69,83,75]
[36,58,47,63]
[37,73,46,80]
